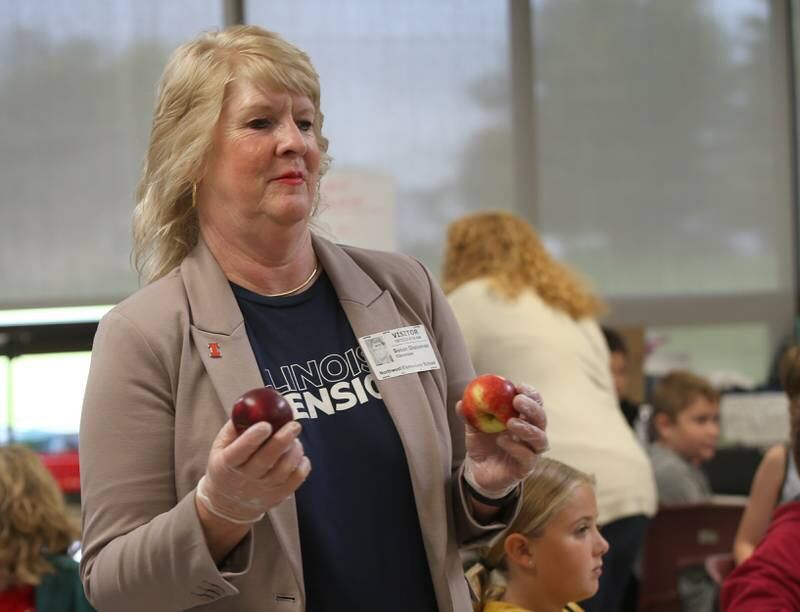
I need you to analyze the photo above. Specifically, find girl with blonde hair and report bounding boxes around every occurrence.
[0,444,94,611]
[467,457,608,612]
[445,211,656,612]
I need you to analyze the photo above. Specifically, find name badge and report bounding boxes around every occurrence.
[358,325,441,381]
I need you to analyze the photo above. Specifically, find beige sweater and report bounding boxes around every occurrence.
[448,279,656,524]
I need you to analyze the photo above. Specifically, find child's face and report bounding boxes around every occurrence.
[660,396,720,465]
[527,484,609,605]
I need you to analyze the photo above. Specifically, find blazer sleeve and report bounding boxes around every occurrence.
[416,263,522,544]
[79,311,252,611]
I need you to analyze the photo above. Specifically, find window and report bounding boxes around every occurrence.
[0,0,224,309]
[6,352,90,449]
[248,0,514,274]
[530,0,795,381]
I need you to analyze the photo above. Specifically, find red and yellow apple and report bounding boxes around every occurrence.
[232,387,294,435]
[461,374,518,433]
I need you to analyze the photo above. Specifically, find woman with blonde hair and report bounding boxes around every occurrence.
[467,457,608,612]
[444,211,656,612]
[79,26,550,612]
[0,445,94,612]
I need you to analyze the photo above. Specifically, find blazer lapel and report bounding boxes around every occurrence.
[181,237,304,595]
[313,235,449,568]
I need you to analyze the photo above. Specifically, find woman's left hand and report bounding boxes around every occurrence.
[460,383,549,494]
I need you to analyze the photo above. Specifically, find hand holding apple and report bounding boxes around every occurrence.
[461,381,549,503]
[461,374,519,433]
[196,391,308,526]
[231,387,294,435]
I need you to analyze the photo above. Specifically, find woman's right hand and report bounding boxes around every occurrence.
[197,419,311,524]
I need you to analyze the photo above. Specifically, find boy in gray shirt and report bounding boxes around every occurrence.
[648,370,721,612]
[649,370,719,502]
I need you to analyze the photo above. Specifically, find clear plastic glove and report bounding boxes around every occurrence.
[460,383,548,496]
[196,419,311,524]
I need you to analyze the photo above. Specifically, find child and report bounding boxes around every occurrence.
[733,344,800,564]
[0,444,96,612]
[467,457,608,612]
[649,370,721,503]
[721,407,800,610]
[647,371,720,612]
[600,326,639,430]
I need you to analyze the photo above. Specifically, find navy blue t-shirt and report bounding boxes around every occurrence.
[232,273,438,612]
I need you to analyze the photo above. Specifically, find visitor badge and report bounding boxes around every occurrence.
[358,325,441,381]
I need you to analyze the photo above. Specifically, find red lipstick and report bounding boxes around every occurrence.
[274,171,304,185]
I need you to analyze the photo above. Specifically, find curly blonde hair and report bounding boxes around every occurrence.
[442,211,605,319]
[0,445,79,589]
[133,25,330,284]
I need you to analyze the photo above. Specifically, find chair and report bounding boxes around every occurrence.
[639,501,745,612]
[702,445,764,496]
[704,552,735,585]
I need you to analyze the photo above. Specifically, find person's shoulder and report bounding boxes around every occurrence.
[38,553,81,592]
[97,267,189,343]
[110,267,186,321]
[45,553,79,573]
[650,445,708,502]
[448,278,491,298]
[650,444,694,478]
[338,242,426,276]
[331,240,435,299]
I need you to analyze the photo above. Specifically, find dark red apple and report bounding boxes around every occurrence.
[231,387,294,435]
[461,374,518,433]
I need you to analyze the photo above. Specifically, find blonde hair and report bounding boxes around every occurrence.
[778,344,800,467]
[133,25,330,284]
[442,211,605,319]
[0,445,79,589]
[472,458,595,605]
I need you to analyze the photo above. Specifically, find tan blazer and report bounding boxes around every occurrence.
[79,234,513,612]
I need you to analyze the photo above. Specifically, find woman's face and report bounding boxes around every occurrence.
[527,484,608,606]
[199,80,322,235]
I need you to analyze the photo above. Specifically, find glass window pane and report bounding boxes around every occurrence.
[645,323,772,387]
[0,1,224,308]
[247,0,513,273]
[0,357,9,445]
[9,352,91,450]
[532,0,793,297]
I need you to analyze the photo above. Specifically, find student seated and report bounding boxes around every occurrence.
[648,370,721,612]
[649,370,720,503]
[733,344,800,565]
[721,408,800,611]
[467,457,608,612]
[0,444,95,612]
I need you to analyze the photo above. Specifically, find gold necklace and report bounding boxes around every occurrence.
[262,261,319,297]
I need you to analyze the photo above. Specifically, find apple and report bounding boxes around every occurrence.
[461,374,518,433]
[231,387,294,435]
